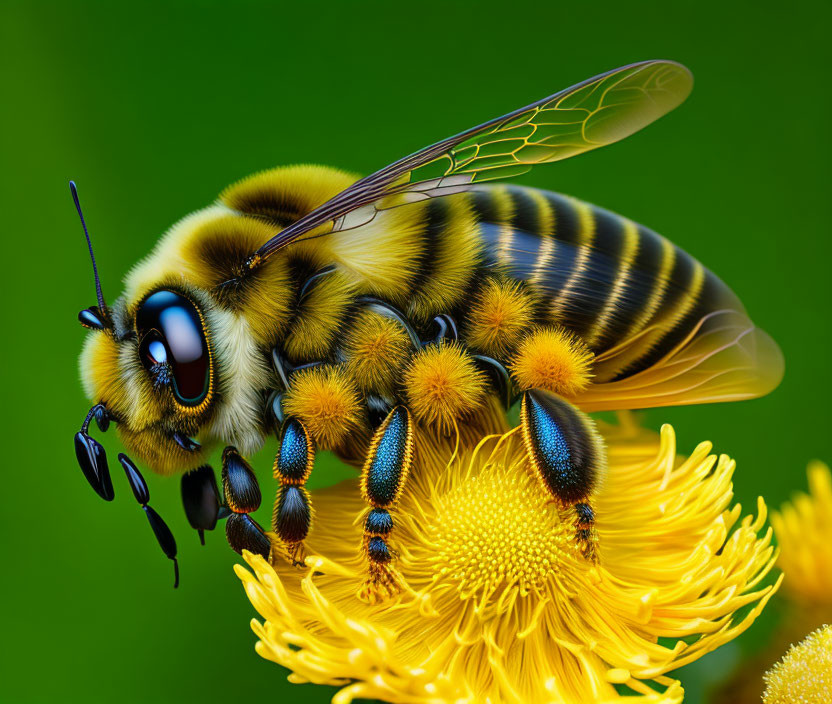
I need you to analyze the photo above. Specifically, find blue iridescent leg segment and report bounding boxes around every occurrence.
[358,405,414,603]
[272,417,315,566]
[520,389,605,561]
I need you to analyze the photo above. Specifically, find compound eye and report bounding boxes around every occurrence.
[136,290,210,406]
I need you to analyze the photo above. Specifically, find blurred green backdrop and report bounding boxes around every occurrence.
[1,1,829,702]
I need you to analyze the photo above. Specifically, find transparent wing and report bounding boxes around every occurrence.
[573,310,785,411]
[247,60,692,266]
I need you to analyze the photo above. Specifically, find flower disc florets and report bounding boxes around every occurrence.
[236,413,780,704]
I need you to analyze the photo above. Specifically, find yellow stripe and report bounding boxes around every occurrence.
[492,186,515,268]
[628,258,705,364]
[529,190,555,286]
[622,236,676,339]
[660,260,706,334]
[583,218,640,347]
[550,197,595,321]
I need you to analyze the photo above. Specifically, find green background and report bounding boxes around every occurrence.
[1,1,829,702]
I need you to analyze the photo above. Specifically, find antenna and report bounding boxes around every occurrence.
[70,180,107,311]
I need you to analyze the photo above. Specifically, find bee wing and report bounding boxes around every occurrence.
[572,309,784,412]
[248,60,692,265]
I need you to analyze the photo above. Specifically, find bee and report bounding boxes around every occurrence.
[74,60,782,598]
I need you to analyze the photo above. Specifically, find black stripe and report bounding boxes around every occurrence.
[591,207,626,259]
[641,268,728,367]
[555,208,618,343]
[503,187,545,281]
[545,193,581,245]
[648,245,695,326]
[537,193,581,300]
[632,225,665,278]
[615,250,700,376]
[470,189,500,225]
[591,214,645,350]
[451,193,498,325]
[597,225,668,357]
[507,186,540,236]
[506,230,544,282]
[409,198,448,300]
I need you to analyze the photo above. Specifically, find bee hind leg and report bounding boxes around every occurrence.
[357,405,415,604]
[520,389,605,562]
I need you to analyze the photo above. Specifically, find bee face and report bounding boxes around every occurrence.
[79,287,215,475]
[76,197,302,476]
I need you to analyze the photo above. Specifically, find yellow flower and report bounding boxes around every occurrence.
[236,417,780,704]
[772,461,832,606]
[763,624,832,704]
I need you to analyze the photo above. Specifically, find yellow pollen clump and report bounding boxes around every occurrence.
[763,625,832,704]
[465,278,535,356]
[430,457,566,600]
[511,326,594,397]
[343,310,411,393]
[282,366,360,448]
[404,343,487,432]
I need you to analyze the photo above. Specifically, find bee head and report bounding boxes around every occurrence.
[74,182,213,474]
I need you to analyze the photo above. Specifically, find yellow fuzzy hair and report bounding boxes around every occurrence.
[81,329,173,433]
[343,310,412,393]
[80,331,131,423]
[124,206,227,305]
[510,326,595,397]
[324,201,429,306]
[283,269,356,361]
[407,194,483,322]
[117,424,209,476]
[282,366,361,449]
[220,164,358,226]
[464,277,536,357]
[179,215,292,347]
[404,343,487,432]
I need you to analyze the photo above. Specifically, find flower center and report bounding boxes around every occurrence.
[429,454,568,600]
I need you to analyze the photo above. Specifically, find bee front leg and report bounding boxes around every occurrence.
[272,418,315,566]
[358,405,414,604]
[519,390,605,562]
[222,447,272,560]
[117,453,180,587]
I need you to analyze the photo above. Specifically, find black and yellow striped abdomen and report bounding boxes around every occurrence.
[451,184,743,384]
[221,166,781,411]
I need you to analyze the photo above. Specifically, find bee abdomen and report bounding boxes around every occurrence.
[468,185,739,378]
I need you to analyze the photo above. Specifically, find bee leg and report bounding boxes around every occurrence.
[366,394,395,429]
[519,389,605,562]
[358,405,414,604]
[272,418,315,566]
[221,447,272,560]
[472,354,514,409]
[117,453,180,588]
[74,403,115,501]
[423,312,459,346]
[181,465,221,545]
